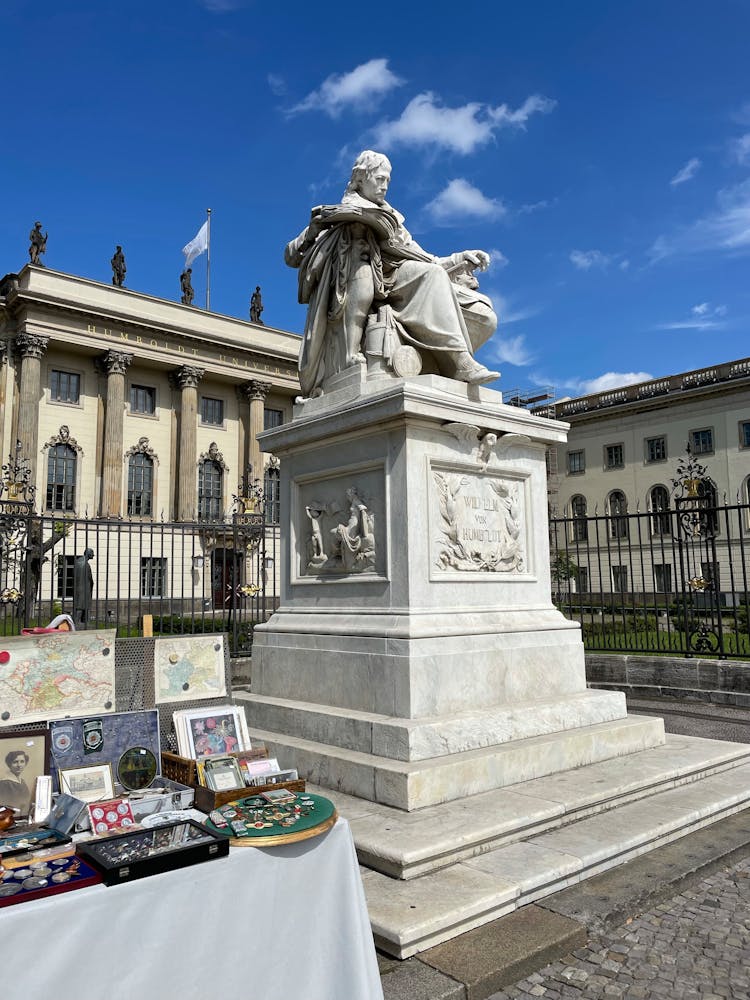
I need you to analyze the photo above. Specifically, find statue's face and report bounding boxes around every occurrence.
[359,164,391,205]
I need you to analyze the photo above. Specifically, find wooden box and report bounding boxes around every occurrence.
[161,751,304,812]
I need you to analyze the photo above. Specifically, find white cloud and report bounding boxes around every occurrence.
[573,371,654,395]
[656,302,729,330]
[372,92,555,155]
[730,133,750,165]
[488,249,509,269]
[650,178,750,259]
[493,292,539,325]
[425,179,505,224]
[267,74,286,97]
[484,334,534,367]
[670,157,702,186]
[569,249,611,270]
[290,59,403,117]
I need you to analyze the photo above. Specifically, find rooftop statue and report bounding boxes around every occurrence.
[180,267,194,305]
[111,245,126,287]
[28,221,47,266]
[285,150,500,398]
[250,285,264,324]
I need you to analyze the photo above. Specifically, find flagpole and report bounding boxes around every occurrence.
[205,208,211,311]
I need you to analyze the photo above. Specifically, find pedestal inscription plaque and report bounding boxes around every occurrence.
[430,465,527,574]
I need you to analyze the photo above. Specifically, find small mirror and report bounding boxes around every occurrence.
[117,747,157,792]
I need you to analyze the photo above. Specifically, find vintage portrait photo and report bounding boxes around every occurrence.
[0,728,50,818]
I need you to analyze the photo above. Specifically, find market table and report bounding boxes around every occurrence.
[1,817,384,1000]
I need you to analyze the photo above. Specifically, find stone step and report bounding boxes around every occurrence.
[249,713,665,811]
[310,732,750,879]
[237,688,629,761]
[346,749,750,958]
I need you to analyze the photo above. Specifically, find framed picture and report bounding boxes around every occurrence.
[58,762,115,804]
[201,755,245,792]
[0,727,50,819]
[174,705,250,759]
[154,634,227,704]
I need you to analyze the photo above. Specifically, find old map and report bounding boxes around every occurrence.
[154,634,227,704]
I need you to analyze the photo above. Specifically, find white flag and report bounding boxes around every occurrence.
[182,221,209,268]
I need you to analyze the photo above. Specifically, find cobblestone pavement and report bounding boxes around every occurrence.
[487,857,750,1000]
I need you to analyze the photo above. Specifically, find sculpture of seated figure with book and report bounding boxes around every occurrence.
[285,150,500,398]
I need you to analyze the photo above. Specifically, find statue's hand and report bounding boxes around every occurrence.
[461,250,490,271]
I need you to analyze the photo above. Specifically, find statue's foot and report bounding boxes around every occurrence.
[453,355,500,384]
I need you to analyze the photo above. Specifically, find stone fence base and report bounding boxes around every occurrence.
[587,653,750,708]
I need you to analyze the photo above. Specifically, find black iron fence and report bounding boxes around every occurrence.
[0,511,278,659]
[550,495,750,659]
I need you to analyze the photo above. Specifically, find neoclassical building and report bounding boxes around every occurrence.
[0,265,301,618]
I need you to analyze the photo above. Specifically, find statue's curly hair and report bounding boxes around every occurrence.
[344,150,392,197]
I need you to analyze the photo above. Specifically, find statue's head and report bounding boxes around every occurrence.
[34,221,42,229]
[84,547,94,560]
[345,150,392,205]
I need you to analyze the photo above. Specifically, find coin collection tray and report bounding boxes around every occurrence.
[76,819,229,885]
[0,854,102,907]
[203,792,337,847]
[0,827,72,859]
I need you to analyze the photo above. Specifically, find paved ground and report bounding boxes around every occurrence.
[486,857,750,1000]
[379,697,750,1000]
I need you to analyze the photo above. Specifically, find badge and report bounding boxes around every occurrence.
[83,719,103,755]
[52,725,74,756]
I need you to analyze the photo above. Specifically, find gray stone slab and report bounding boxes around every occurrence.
[419,905,587,1000]
[380,959,466,1000]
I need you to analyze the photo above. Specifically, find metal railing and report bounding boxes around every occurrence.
[0,511,278,658]
[550,497,750,659]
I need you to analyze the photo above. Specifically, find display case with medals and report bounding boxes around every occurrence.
[0,826,72,860]
[0,853,102,907]
[76,818,229,885]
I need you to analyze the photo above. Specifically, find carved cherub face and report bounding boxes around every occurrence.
[359,165,391,205]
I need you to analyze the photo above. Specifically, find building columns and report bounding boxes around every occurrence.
[174,366,204,520]
[98,350,132,517]
[15,333,49,485]
[243,379,271,486]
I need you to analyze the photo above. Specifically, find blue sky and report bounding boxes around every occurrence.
[2,0,750,400]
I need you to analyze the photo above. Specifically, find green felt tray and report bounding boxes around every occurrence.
[203,792,337,847]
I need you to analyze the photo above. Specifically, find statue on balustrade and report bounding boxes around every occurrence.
[28,222,47,266]
[180,268,194,305]
[284,150,499,398]
[111,246,127,287]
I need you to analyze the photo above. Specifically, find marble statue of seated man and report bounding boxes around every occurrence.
[285,150,500,398]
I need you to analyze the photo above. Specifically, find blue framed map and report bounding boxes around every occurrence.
[154,634,227,704]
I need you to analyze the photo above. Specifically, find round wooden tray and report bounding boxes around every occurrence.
[229,810,338,848]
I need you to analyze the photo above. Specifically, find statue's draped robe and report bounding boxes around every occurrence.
[285,194,497,397]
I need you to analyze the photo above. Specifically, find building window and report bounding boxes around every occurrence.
[576,567,589,593]
[612,565,628,593]
[198,460,223,520]
[690,428,714,455]
[605,443,624,469]
[200,397,224,426]
[46,443,77,511]
[740,421,750,449]
[264,465,280,525]
[567,450,585,475]
[654,563,672,593]
[646,436,666,463]
[650,485,671,536]
[264,408,284,431]
[127,453,154,516]
[701,561,720,592]
[141,557,166,598]
[608,490,628,539]
[56,555,75,599]
[570,494,588,542]
[50,370,80,404]
[130,385,156,415]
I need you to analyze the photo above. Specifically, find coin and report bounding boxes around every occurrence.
[13,868,33,878]
[50,858,69,867]
[51,872,72,883]
[22,876,48,889]
[30,864,52,876]
[0,884,21,896]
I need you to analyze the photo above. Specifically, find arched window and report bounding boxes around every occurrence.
[128,452,154,516]
[264,464,280,525]
[198,460,223,521]
[649,485,671,536]
[570,494,587,542]
[608,490,628,539]
[46,443,76,511]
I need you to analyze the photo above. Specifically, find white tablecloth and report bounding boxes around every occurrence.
[1,818,383,1000]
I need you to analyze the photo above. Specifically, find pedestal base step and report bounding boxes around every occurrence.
[248,713,665,811]
[316,735,750,957]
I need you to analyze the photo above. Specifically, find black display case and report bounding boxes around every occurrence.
[76,819,229,885]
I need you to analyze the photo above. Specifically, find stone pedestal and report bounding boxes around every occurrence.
[248,371,663,811]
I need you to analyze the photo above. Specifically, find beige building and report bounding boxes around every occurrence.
[545,356,750,598]
[0,265,301,617]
